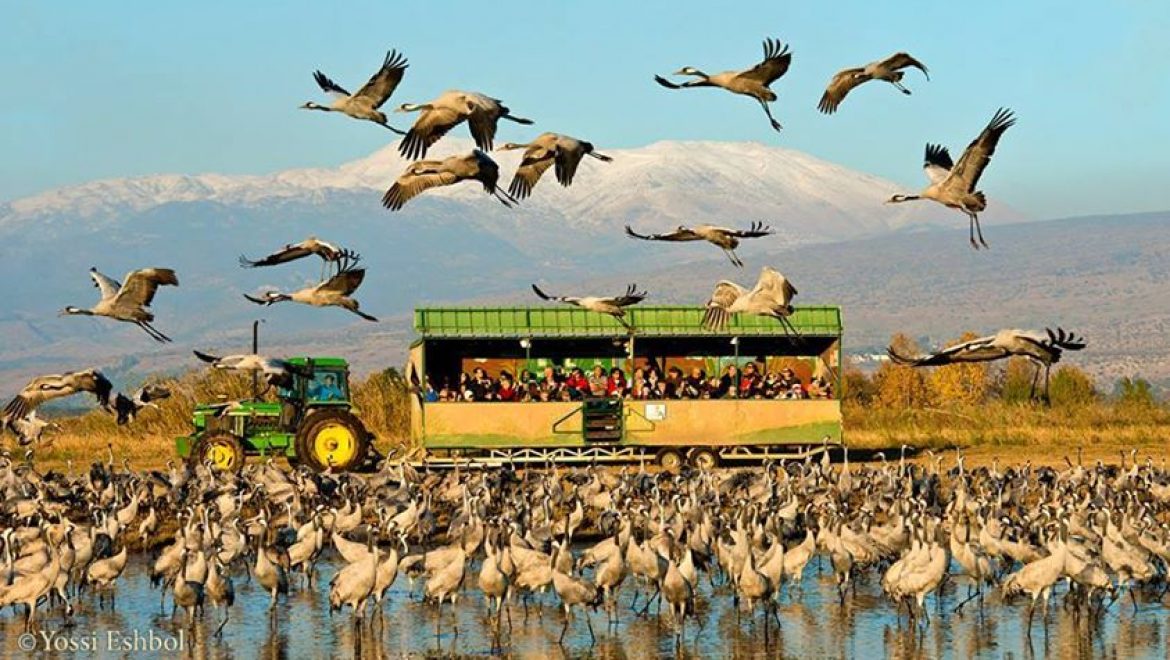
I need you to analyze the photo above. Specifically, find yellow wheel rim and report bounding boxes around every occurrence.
[313,423,357,467]
[205,438,240,471]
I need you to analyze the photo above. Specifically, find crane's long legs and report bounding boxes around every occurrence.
[138,322,171,343]
[757,100,783,132]
[725,249,744,268]
[967,213,980,250]
[779,316,805,347]
[973,213,990,248]
[1043,364,1052,405]
[892,80,912,95]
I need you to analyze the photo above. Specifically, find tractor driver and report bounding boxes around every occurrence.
[310,374,343,401]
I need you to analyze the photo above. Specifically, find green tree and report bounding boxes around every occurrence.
[1048,366,1096,407]
[842,366,876,406]
[997,357,1039,403]
[1115,376,1157,408]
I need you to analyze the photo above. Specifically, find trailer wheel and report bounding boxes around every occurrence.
[691,448,719,471]
[295,409,370,473]
[190,432,245,474]
[657,448,683,473]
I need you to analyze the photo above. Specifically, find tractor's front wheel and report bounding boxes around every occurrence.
[190,431,245,474]
[295,409,370,473]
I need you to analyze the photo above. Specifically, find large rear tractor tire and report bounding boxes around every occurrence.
[295,409,370,473]
[190,431,245,474]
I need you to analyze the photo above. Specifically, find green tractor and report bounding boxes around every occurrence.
[176,357,375,473]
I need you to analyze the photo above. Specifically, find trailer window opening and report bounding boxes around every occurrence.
[417,334,840,403]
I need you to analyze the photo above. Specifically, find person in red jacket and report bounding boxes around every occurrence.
[739,362,762,398]
[496,371,518,402]
[565,367,590,397]
[606,367,627,397]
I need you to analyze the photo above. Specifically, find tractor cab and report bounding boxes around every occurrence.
[177,356,374,473]
[279,358,352,407]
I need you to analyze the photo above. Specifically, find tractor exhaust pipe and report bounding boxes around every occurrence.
[252,319,263,400]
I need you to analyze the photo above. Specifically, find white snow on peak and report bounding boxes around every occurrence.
[0,138,1023,239]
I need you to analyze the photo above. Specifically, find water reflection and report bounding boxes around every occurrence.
[1,555,1166,658]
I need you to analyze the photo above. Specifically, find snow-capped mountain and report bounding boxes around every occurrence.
[0,139,1022,241]
[0,139,1026,384]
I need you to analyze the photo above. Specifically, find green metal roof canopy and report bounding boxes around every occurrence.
[414,305,842,339]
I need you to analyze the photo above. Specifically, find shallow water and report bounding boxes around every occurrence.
[1,553,1166,659]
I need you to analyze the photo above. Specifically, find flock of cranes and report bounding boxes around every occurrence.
[2,448,1167,650]
[0,370,170,446]
[0,32,1104,652]
[2,33,1084,449]
[296,40,1052,386]
[2,233,379,446]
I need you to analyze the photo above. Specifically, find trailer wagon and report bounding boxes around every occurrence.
[408,305,843,469]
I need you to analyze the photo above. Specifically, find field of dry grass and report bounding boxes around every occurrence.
[10,368,1168,471]
[843,400,1170,468]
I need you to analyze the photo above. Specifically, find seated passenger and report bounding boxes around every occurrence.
[778,367,797,390]
[606,367,627,397]
[739,363,761,398]
[809,376,833,399]
[704,377,721,399]
[665,367,684,398]
[424,377,440,403]
[588,365,608,397]
[653,380,669,399]
[646,368,661,395]
[683,368,707,399]
[630,368,650,400]
[566,367,590,396]
[762,372,780,397]
[309,374,344,401]
[787,382,806,399]
[497,372,518,402]
[718,365,740,398]
[542,366,561,388]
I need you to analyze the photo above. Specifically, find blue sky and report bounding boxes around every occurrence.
[2,0,1168,218]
